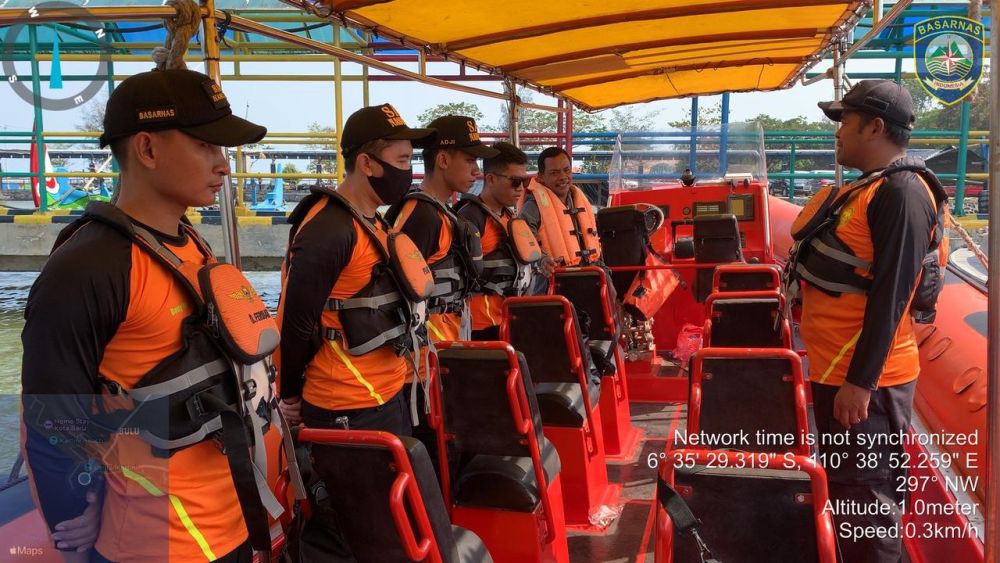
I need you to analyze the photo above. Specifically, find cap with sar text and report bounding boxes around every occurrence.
[99,68,267,148]
[340,104,436,157]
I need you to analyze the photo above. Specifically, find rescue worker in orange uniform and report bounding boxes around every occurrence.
[275,104,434,561]
[276,103,434,436]
[519,146,598,295]
[387,115,497,344]
[21,69,277,562]
[796,80,947,563]
[384,115,496,466]
[455,142,539,340]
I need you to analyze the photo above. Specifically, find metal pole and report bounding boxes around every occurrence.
[832,43,844,188]
[334,28,345,185]
[507,79,520,148]
[29,25,46,213]
[689,97,699,174]
[955,101,971,216]
[788,141,798,202]
[200,0,241,266]
[362,31,371,107]
[227,14,510,103]
[720,92,731,176]
[565,102,574,161]
[985,6,1000,560]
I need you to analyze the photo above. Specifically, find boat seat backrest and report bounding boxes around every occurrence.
[694,214,744,302]
[552,270,617,342]
[713,264,781,293]
[504,297,600,427]
[693,355,804,454]
[668,466,820,563]
[708,298,784,348]
[505,299,587,386]
[437,347,544,456]
[309,435,458,562]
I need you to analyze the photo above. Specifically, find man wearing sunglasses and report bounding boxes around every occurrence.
[457,142,553,340]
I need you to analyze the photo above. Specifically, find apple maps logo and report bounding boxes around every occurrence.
[2,1,114,111]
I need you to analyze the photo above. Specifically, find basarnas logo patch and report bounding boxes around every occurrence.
[914,15,984,106]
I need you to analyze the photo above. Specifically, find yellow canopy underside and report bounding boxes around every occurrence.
[321,0,866,110]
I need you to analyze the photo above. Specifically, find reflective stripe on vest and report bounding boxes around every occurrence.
[524,179,601,265]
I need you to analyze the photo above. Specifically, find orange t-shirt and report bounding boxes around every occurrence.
[278,195,409,409]
[800,174,937,388]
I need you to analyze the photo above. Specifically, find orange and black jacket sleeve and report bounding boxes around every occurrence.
[845,170,937,390]
[20,222,130,539]
[278,202,356,399]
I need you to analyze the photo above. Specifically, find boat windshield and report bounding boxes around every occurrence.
[608,122,767,196]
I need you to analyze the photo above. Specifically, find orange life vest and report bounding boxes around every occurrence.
[523,178,601,266]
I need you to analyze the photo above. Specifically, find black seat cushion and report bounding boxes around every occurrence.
[449,526,494,563]
[670,465,819,563]
[453,437,561,512]
[534,381,600,427]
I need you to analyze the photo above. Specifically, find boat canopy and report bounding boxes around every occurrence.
[299,0,869,110]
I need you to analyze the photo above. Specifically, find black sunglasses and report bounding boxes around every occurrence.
[492,173,529,188]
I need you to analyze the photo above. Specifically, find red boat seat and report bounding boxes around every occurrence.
[656,451,836,563]
[689,348,811,456]
[455,447,561,511]
[503,297,601,428]
[552,267,645,461]
[694,214,744,302]
[296,429,492,563]
[704,290,790,348]
[432,342,570,563]
[502,296,622,530]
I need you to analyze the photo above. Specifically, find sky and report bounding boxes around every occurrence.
[1,55,919,140]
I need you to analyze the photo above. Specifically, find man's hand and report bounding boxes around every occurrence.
[52,489,101,554]
[833,382,872,428]
[279,396,303,426]
[537,255,556,277]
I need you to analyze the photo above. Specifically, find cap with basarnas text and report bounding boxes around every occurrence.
[99,68,267,148]
[818,79,916,130]
[426,115,500,158]
[340,104,436,157]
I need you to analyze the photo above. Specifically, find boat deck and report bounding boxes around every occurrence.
[569,400,685,562]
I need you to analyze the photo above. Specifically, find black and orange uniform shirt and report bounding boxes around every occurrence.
[801,168,938,390]
[21,219,248,562]
[456,200,510,331]
[392,197,460,376]
[277,196,408,409]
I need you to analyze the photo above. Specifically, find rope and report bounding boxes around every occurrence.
[152,0,201,71]
[945,207,989,270]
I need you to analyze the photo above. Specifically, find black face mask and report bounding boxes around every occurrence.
[365,153,413,206]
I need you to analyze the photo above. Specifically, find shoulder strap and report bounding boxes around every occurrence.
[456,195,506,229]
[319,189,391,260]
[405,190,460,228]
[73,201,209,304]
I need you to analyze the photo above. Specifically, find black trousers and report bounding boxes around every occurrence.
[811,380,917,563]
[470,325,501,341]
[299,391,411,563]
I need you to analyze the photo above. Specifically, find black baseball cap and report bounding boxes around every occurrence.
[426,115,500,158]
[818,79,916,130]
[99,69,267,148]
[341,104,435,157]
